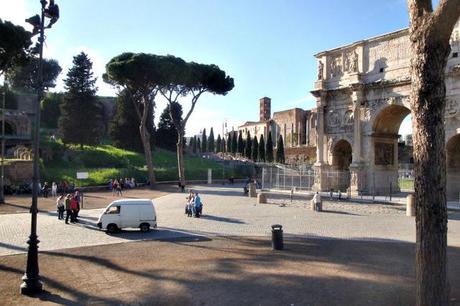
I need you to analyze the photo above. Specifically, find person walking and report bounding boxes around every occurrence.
[74,191,81,220]
[116,179,123,197]
[56,194,65,220]
[70,195,79,223]
[42,182,49,198]
[51,181,58,198]
[112,179,118,196]
[64,194,72,224]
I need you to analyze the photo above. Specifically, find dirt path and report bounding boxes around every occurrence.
[0,185,175,214]
[1,236,460,305]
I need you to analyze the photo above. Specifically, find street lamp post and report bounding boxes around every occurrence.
[20,0,59,295]
[0,82,5,204]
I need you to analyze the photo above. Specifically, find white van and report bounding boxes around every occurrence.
[97,199,157,233]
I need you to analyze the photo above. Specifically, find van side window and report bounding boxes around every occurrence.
[107,206,120,214]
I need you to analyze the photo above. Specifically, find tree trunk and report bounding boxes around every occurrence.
[176,131,185,186]
[139,98,155,188]
[410,17,451,306]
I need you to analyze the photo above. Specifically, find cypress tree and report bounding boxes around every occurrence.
[192,135,197,153]
[225,133,232,153]
[245,131,252,159]
[59,52,102,147]
[202,128,207,152]
[259,134,266,162]
[251,135,258,162]
[208,127,215,152]
[237,131,244,154]
[266,131,274,163]
[197,137,201,153]
[216,134,222,153]
[231,131,237,154]
[276,135,285,164]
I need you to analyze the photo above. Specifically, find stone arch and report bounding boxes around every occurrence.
[371,104,411,194]
[372,104,411,136]
[447,134,460,200]
[332,139,352,171]
[0,121,16,135]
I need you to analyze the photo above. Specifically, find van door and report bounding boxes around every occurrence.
[121,205,139,228]
[103,205,121,228]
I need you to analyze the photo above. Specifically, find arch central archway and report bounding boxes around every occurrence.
[332,139,352,191]
[332,139,352,171]
[371,104,411,194]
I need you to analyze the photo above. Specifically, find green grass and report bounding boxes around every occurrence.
[399,178,414,191]
[39,138,250,186]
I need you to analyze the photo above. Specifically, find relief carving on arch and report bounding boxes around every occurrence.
[329,55,343,78]
[327,110,340,129]
[344,50,359,74]
[445,98,458,118]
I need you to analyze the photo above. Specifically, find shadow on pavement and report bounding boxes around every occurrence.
[2,236,459,305]
[200,214,245,224]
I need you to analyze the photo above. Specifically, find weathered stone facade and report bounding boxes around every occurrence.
[312,20,460,198]
[237,97,317,163]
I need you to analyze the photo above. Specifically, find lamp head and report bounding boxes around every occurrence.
[25,14,41,35]
[44,2,59,28]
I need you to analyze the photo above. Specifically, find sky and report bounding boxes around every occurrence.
[0,0,415,137]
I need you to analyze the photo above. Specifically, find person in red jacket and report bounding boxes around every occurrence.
[70,196,79,223]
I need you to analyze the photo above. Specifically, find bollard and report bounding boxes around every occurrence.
[248,182,257,198]
[257,193,267,204]
[271,224,284,250]
[406,193,415,216]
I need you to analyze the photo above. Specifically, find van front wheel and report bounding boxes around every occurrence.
[107,224,118,234]
[140,223,150,233]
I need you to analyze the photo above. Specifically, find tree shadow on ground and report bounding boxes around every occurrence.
[2,235,460,305]
[199,214,245,224]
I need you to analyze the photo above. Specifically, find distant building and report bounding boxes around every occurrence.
[237,97,317,164]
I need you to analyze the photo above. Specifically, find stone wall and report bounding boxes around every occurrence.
[4,160,33,185]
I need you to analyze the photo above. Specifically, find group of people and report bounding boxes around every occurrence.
[41,180,74,198]
[185,191,203,218]
[56,191,82,224]
[109,178,137,196]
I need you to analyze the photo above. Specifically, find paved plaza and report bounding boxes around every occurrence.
[1,185,460,305]
[1,185,460,256]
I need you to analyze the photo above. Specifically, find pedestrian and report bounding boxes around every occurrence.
[56,194,65,220]
[329,188,333,200]
[192,192,203,217]
[70,195,79,223]
[74,190,81,219]
[185,193,193,217]
[338,190,342,201]
[51,181,58,198]
[42,182,49,198]
[312,191,322,211]
[64,194,72,224]
[116,180,123,196]
[112,179,118,196]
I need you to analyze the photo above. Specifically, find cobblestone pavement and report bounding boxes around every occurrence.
[1,185,460,256]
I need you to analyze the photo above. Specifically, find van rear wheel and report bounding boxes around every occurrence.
[140,223,150,233]
[107,224,118,234]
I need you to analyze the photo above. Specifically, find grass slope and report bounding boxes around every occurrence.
[40,140,245,186]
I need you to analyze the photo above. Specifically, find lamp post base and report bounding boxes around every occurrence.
[20,275,43,295]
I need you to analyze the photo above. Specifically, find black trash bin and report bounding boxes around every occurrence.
[271,224,283,250]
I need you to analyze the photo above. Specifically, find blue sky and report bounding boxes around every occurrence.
[1,0,414,136]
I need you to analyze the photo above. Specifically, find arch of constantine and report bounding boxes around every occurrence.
[311,21,460,199]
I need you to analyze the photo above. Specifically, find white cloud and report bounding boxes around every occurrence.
[0,0,32,28]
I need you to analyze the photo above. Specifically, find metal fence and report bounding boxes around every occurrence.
[260,165,315,191]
